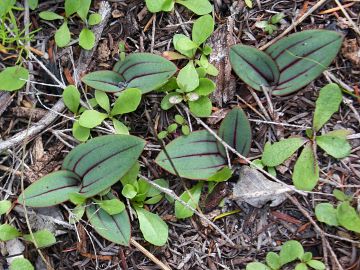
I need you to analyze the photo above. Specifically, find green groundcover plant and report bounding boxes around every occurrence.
[160,14,218,117]
[257,83,351,191]
[16,135,169,246]
[315,189,360,233]
[145,0,213,15]
[255,12,285,34]
[229,30,343,95]
[246,240,325,270]
[39,0,102,49]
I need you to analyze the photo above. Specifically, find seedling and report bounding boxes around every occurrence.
[255,13,285,34]
[39,0,102,49]
[315,189,360,233]
[259,83,351,191]
[145,0,213,15]
[246,240,325,270]
[161,15,218,117]
[229,30,343,95]
[157,114,190,139]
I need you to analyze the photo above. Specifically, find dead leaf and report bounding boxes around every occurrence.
[233,166,292,208]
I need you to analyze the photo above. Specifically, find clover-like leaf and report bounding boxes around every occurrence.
[155,130,226,180]
[313,83,343,131]
[113,53,177,93]
[229,44,279,91]
[218,107,252,157]
[62,135,145,197]
[18,170,81,207]
[292,144,319,191]
[86,193,131,246]
[266,30,343,95]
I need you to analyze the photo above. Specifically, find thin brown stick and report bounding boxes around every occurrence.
[130,238,171,270]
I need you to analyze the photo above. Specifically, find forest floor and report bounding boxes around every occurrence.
[0,0,359,269]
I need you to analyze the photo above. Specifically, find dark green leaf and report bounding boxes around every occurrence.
[292,144,319,191]
[230,44,279,91]
[18,170,80,207]
[62,135,145,197]
[113,53,177,93]
[266,30,343,95]
[86,193,131,245]
[218,107,252,157]
[261,137,306,167]
[155,130,226,180]
[82,70,125,93]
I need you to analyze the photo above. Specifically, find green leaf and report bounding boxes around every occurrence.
[189,96,212,117]
[146,179,169,197]
[315,203,339,226]
[181,125,190,135]
[307,260,325,270]
[88,13,102,26]
[279,240,304,266]
[175,182,203,219]
[69,192,86,205]
[0,66,29,91]
[113,53,177,93]
[313,83,343,131]
[97,198,125,215]
[79,28,95,50]
[135,206,168,246]
[266,30,343,95]
[55,21,71,47]
[336,201,360,233]
[0,224,21,241]
[82,70,125,92]
[86,193,131,245]
[292,144,319,191]
[246,262,270,270]
[145,0,174,12]
[23,230,56,248]
[155,130,226,180]
[120,161,139,186]
[333,189,351,202]
[78,110,108,128]
[69,204,85,224]
[194,78,216,96]
[95,90,110,112]
[266,252,281,270]
[76,0,91,21]
[111,88,142,115]
[28,0,38,10]
[208,166,232,182]
[72,121,90,142]
[295,263,308,270]
[39,11,63,20]
[65,0,80,17]
[271,13,285,24]
[177,61,199,92]
[261,137,306,167]
[316,130,351,159]
[113,119,129,135]
[0,200,11,215]
[18,170,80,207]
[192,15,214,45]
[218,107,252,157]
[122,184,137,199]
[173,34,196,58]
[301,252,313,262]
[161,92,182,110]
[244,0,253,8]
[176,0,213,15]
[158,131,168,139]
[175,114,185,125]
[62,135,145,197]
[167,123,178,133]
[63,85,80,113]
[229,44,280,91]
[10,258,34,270]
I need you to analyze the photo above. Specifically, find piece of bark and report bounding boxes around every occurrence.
[208,17,237,107]
[0,92,13,117]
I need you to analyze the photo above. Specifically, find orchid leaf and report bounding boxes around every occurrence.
[81,70,125,93]
[229,44,279,91]
[62,135,145,197]
[218,107,252,157]
[292,144,319,191]
[113,53,177,93]
[313,83,343,131]
[266,30,343,95]
[86,193,131,245]
[18,170,80,207]
[155,130,226,180]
